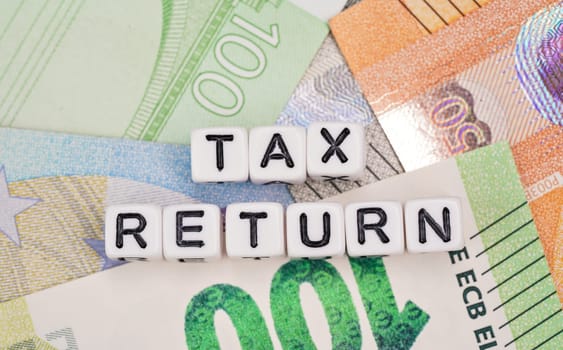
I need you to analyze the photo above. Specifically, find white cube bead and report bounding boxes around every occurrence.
[249,126,307,184]
[226,202,285,258]
[286,202,345,258]
[191,127,249,183]
[162,204,221,262]
[405,198,464,253]
[345,201,404,257]
[105,205,163,261]
[307,122,366,181]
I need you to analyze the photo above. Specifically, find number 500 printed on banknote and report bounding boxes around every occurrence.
[0,135,560,349]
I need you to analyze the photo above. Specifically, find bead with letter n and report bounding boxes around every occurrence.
[404,198,464,253]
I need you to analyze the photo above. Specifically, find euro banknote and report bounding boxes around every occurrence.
[0,128,295,303]
[0,0,329,143]
[512,125,563,304]
[1,142,561,349]
[331,0,561,171]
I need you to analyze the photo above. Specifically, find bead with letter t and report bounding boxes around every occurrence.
[162,204,221,262]
[104,204,163,261]
[226,202,285,258]
[286,202,345,258]
[307,122,366,181]
[405,198,463,253]
[191,127,249,183]
[249,126,306,184]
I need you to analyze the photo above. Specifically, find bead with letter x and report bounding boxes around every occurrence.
[321,127,350,163]
[307,122,366,181]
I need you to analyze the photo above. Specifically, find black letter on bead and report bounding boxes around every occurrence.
[357,208,389,244]
[116,213,147,249]
[321,127,350,163]
[418,208,451,243]
[176,211,205,248]
[299,212,331,247]
[261,133,294,168]
[239,212,268,248]
[205,134,234,171]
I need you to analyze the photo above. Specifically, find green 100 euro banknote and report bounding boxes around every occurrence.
[0,0,328,142]
[1,132,561,349]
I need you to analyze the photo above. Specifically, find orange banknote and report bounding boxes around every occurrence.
[331,0,560,171]
[331,0,554,114]
[556,211,563,303]
[330,0,492,75]
[512,126,563,304]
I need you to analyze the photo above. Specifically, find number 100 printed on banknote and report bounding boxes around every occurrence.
[0,0,327,142]
[1,141,560,349]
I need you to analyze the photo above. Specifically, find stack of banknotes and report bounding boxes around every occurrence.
[0,0,561,348]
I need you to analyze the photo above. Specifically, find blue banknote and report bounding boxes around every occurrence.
[0,128,292,302]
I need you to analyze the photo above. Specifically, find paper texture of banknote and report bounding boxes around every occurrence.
[512,125,563,304]
[331,0,561,171]
[0,0,328,143]
[1,142,561,349]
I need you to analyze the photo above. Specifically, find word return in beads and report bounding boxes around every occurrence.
[105,198,464,261]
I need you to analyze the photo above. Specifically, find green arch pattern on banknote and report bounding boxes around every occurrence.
[184,283,274,350]
[270,259,362,349]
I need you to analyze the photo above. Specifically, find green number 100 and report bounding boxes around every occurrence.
[184,258,429,349]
